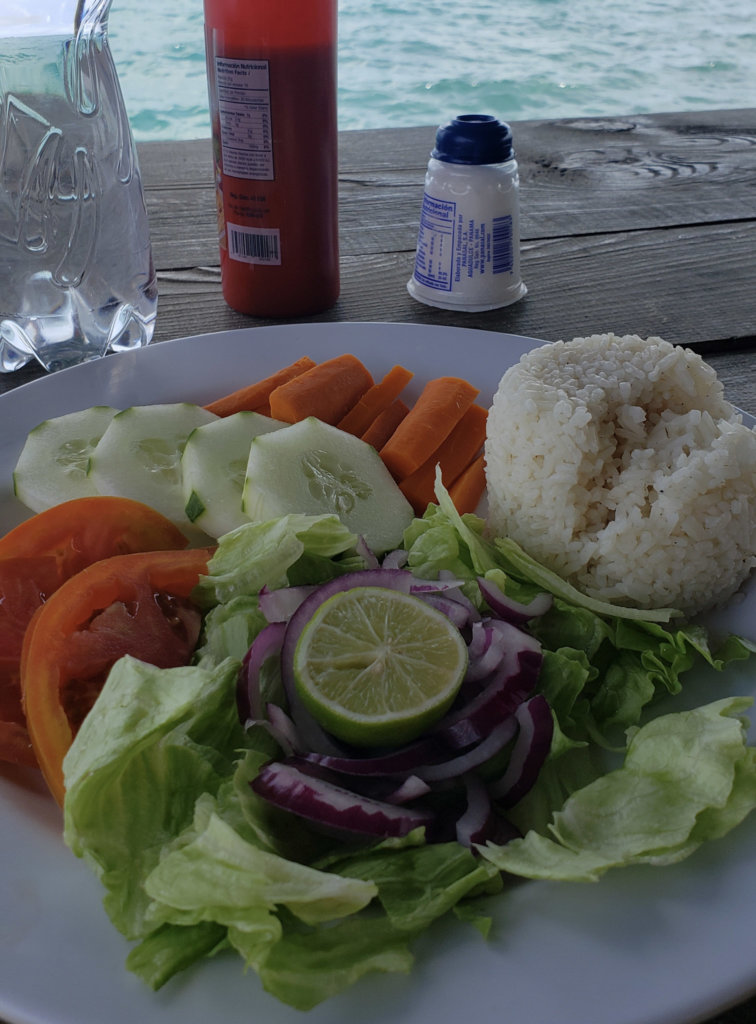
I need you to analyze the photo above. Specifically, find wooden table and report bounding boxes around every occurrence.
[1,109,755,1024]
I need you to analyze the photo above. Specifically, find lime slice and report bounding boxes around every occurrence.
[293,586,468,747]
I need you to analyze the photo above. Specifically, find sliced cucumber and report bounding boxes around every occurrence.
[88,403,218,525]
[13,406,119,513]
[182,410,286,538]
[242,416,414,553]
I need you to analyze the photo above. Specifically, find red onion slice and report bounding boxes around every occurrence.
[478,576,553,625]
[251,760,434,838]
[489,695,554,807]
[455,773,497,848]
[415,716,518,782]
[237,621,286,723]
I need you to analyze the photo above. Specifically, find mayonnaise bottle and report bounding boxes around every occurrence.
[408,114,526,311]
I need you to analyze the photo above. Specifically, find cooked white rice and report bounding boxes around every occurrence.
[484,333,756,616]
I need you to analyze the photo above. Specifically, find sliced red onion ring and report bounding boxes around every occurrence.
[489,695,554,807]
[355,536,380,569]
[414,716,518,783]
[237,621,286,723]
[455,773,497,848]
[251,760,434,838]
[478,576,553,625]
[434,650,540,750]
[381,549,408,569]
[419,593,477,630]
[303,736,442,777]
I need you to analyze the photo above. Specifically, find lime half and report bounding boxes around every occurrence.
[293,586,468,747]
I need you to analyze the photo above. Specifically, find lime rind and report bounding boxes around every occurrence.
[293,586,468,747]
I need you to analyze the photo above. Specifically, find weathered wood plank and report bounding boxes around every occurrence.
[147,219,756,359]
[138,108,756,265]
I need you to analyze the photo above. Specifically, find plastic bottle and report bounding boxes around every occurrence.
[203,0,340,318]
[0,1,157,374]
[407,114,526,312]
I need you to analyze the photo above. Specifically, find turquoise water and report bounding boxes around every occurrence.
[108,0,756,142]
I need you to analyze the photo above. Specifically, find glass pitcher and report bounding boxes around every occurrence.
[0,0,157,373]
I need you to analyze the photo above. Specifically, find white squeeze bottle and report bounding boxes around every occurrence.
[408,114,526,312]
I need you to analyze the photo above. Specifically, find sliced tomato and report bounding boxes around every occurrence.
[20,546,214,805]
[0,496,190,768]
[0,557,66,766]
[0,495,188,572]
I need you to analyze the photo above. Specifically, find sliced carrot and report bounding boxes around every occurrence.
[399,404,488,515]
[204,356,317,417]
[379,376,480,480]
[268,353,374,425]
[361,399,410,450]
[337,365,414,436]
[448,454,487,515]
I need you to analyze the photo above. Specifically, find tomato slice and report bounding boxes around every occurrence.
[0,557,65,766]
[0,497,190,768]
[20,546,214,805]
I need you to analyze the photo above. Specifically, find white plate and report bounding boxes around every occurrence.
[1,322,755,1024]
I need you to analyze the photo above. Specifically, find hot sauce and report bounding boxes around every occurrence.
[203,0,340,317]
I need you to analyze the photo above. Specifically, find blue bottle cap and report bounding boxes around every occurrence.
[432,114,514,165]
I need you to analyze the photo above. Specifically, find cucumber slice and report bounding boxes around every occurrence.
[88,403,218,524]
[13,406,119,513]
[182,410,286,538]
[242,416,414,553]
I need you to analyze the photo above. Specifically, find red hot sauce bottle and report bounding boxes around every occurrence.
[203,0,340,317]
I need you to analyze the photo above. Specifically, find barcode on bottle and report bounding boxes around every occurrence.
[492,215,513,274]
[227,223,281,265]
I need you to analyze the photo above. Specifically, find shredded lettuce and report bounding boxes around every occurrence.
[62,505,756,1008]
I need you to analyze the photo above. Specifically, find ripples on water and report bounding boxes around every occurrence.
[108,0,756,141]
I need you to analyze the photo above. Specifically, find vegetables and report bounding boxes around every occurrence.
[59,506,755,1010]
[181,410,286,537]
[13,355,489,526]
[20,546,214,804]
[12,405,117,512]
[0,496,189,767]
[242,416,414,553]
[88,403,218,526]
[380,376,480,479]
[337,364,414,435]
[399,403,488,515]
[268,353,374,425]
[203,355,316,416]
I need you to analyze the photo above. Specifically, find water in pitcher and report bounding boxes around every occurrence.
[0,3,157,373]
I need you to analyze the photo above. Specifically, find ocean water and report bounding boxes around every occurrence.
[107,0,756,142]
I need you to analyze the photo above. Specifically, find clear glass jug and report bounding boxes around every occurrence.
[0,1,157,373]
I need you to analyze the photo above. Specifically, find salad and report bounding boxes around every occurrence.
[2,327,755,1021]
[60,484,755,1010]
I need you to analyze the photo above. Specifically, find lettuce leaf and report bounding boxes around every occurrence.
[480,697,756,882]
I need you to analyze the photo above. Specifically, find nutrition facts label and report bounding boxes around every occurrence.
[412,194,456,291]
[214,57,274,180]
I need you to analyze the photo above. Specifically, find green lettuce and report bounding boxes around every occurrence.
[480,697,756,882]
[61,505,756,1009]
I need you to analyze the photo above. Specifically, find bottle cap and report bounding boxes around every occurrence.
[432,114,513,165]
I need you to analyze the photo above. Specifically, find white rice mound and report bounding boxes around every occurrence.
[484,333,756,616]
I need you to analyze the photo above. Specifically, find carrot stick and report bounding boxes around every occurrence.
[399,404,488,515]
[268,353,374,425]
[361,399,410,450]
[448,453,487,515]
[204,356,317,417]
[379,376,480,480]
[337,365,414,436]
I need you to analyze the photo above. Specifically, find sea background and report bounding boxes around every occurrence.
[110,0,755,142]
